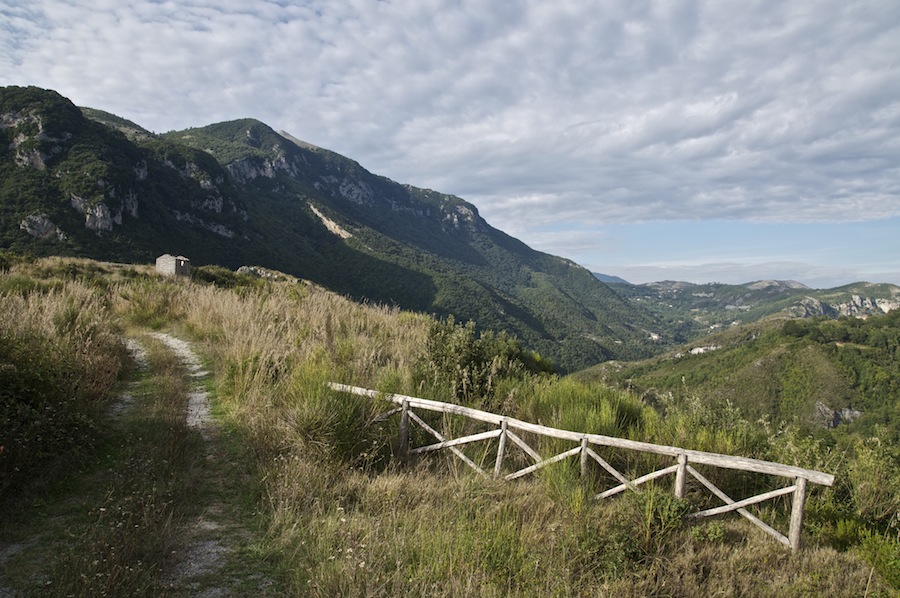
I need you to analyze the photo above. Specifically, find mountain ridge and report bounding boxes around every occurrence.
[0,85,664,371]
[603,275,900,344]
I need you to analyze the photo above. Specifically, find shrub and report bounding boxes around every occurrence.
[192,264,261,289]
[415,316,553,409]
[286,358,390,467]
[690,521,727,544]
[847,428,900,525]
[858,529,900,589]
[629,485,691,556]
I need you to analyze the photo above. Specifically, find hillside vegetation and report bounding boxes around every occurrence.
[576,312,900,434]
[1,256,897,595]
[1,85,666,372]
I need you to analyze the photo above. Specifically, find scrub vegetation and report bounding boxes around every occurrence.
[1,255,897,595]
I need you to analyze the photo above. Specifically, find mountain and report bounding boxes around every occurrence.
[606,278,900,344]
[0,85,667,371]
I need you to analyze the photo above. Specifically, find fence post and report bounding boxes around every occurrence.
[675,453,687,498]
[789,476,808,551]
[399,399,409,464]
[494,419,508,478]
[580,437,589,483]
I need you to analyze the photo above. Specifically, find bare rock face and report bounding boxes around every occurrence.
[814,401,863,428]
[237,265,295,282]
[70,194,115,232]
[794,293,900,318]
[19,213,67,241]
[2,111,69,170]
[834,294,900,316]
[225,153,298,182]
[790,297,833,318]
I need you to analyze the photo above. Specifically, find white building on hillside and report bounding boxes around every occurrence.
[156,254,191,277]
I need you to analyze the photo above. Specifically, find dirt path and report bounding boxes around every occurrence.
[0,332,280,596]
[146,332,276,596]
[148,333,213,439]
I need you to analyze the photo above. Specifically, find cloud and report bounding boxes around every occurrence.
[2,0,899,285]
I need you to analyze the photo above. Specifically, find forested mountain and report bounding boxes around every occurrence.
[0,85,666,371]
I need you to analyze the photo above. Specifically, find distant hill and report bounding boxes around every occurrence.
[606,278,900,344]
[0,85,669,371]
[573,307,900,430]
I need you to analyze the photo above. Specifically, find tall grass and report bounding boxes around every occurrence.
[159,274,892,594]
[0,278,126,498]
[3,258,895,594]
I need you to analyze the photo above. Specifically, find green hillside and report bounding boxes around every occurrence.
[1,85,668,372]
[574,309,900,434]
[163,118,664,370]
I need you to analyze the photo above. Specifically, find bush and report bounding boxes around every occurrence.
[847,428,900,525]
[690,521,727,544]
[286,358,391,468]
[192,264,262,289]
[415,315,553,409]
[858,529,900,589]
[629,486,691,556]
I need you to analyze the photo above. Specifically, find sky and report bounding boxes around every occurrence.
[2,0,899,288]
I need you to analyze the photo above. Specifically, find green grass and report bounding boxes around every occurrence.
[0,336,194,595]
[2,257,898,595]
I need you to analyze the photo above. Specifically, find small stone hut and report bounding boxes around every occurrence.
[156,254,192,277]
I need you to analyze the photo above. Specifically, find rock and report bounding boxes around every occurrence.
[236,266,294,282]
[70,194,114,232]
[19,213,66,241]
[814,401,863,428]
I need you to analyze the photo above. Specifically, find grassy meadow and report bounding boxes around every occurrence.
[0,255,897,596]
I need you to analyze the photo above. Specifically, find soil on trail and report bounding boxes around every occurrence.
[0,332,280,597]
[146,333,276,596]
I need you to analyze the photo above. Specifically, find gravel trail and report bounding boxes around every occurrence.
[149,332,214,439]
[147,332,274,596]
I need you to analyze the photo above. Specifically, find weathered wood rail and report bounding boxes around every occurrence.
[329,383,835,550]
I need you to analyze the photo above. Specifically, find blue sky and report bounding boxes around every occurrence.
[2,0,899,288]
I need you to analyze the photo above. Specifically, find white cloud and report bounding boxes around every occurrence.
[2,0,900,284]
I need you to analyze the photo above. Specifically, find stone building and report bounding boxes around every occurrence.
[156,254,191,277]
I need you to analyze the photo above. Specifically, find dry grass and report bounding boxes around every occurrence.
[0,278,126,497]
[2,258,895,596]
[151,272,891,595]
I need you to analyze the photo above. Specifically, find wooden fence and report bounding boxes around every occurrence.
[328,383,835,550]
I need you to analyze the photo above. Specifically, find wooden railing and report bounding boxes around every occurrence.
[329,383,835,550]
